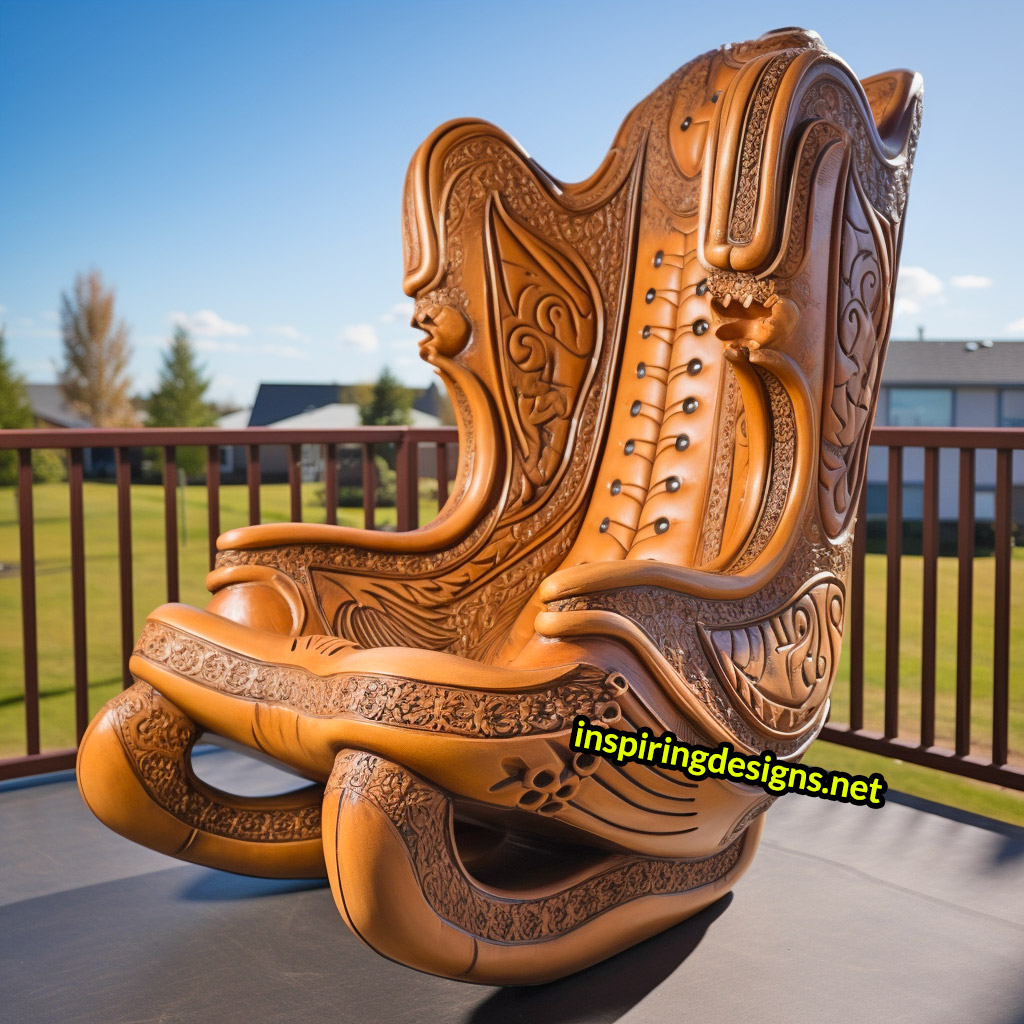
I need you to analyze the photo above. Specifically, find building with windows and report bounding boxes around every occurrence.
[867,340,1024,521]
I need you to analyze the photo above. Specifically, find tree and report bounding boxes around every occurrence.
[58,270,136,426]
[0,328,65,486]
[359,366,412,426]
[0,327,33,486]
[146,327,218,479]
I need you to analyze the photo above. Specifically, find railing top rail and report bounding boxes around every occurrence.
[870,426,1024,449]
[0,425,461,450]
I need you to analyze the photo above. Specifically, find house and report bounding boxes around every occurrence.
[217,383,449,486]
[867,340,1024,522]
[25,383,141,478]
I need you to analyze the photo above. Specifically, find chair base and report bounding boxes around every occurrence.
[322,749,763,985]
[77,683,326,879]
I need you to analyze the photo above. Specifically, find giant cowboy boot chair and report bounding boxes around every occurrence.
[78,28,921,985]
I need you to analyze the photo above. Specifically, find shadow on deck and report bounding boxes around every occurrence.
[2,749,1023,1024]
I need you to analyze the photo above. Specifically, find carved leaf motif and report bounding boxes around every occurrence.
[699,577,844,735]
[819,175,892,537]
[486,193,600,511]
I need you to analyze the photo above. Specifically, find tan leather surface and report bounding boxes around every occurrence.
[77,27,922,984]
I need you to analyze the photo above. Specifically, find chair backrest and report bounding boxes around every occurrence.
[398,28,920,662]
[217,29,921,675]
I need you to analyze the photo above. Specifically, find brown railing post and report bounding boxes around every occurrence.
[206,445,220,572]
[288,444,303,522]
[849,486,867,732]
[884,446,903,739]
[436,442,449,510]
[162,446,179,603]
[68,448,89,740]
[956,447,976,758]
[920,446,939,749]
[362,443,376,530]
[396,433,419,532]
[115,447,134,688]
[246,445,261,525]
[324,443,338,526]
[17,451,40,756]
[992,448,1012,765]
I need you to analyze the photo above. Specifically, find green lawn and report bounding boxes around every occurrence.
[0,481,438,754]
[2,482,1022,826]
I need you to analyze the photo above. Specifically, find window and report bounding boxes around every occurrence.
[1001,390,1024,427]
[887,388,953,426]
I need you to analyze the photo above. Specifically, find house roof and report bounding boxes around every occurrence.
[883,341,1024,386]
[248,383,343,426]
[268,403,440,430]
[215,408,252,430]
[25,384,92,429]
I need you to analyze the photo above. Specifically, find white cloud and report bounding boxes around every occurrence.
[894,266,943,317]
[171,309,250,337]
[338,323,378,353]
[1004,317,1024,334]
[266,324,303,340]
[259,342,308,360]
[9,316,59,339]
[951,274,992,290]
[195,338,245,354]
[379,301,415,325]
[41,310,59,323]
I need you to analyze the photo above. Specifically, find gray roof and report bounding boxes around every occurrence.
[248,383,342,427]
[882,340,1024,386]
[26,383,91,428]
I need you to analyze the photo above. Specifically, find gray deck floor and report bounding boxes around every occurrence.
[2,748,1023,1024]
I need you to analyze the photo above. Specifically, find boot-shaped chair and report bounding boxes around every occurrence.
[78,28,921,985]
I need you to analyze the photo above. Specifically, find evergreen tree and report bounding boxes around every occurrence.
[58,270,136,426]
[0,328,64,485]
[359,366,412,426]
[147,327,217,479]
[0,327,33,486]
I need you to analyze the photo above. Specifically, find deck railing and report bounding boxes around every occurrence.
[820,426,1023,791]
[0,425,1021,790]
[0,426,457,780]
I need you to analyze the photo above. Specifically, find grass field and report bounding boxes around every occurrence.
[0,481,438,754]
[2,481,1022,825]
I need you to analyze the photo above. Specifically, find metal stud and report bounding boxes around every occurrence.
[630,400,642,416]
[645,288,656,304]
[694,318,709,336]
[687,358,703,375]
[696,279,709,296]
[666,476,681,493]
[655,517,670,535]
[642,325,651,339]
[624,440,635,455]
[636,362,646,378]
[711,91,721,103]
[675,434,690,451]
[599,517,610,533]
[680,116,692,131]
[610,479,622,495]
[653,250,664,267]
[683,397,699,414]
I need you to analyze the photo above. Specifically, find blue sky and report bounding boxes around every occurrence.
[2,0,1021,407]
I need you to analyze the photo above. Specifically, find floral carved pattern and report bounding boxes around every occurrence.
[109,684,323,842]
[819,175,891,538]
[328,752,746,943]
[134,622,624,738]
